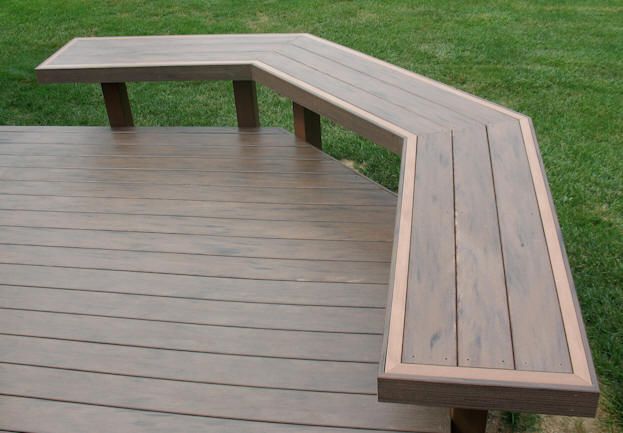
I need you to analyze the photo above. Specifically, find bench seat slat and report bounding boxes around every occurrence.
[402,132,456,366]
[453,126,514,369]
[488,120,571,373]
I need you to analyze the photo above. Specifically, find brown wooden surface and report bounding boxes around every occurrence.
[0,126,449,433]
[33,34,599,416]
[101,82,133,127]
[233,80,260,127]
[293,102,321,149]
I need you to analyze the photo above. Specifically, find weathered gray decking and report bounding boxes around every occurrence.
[0,126,449,433]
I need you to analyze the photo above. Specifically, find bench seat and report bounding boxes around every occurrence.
[21,33,601,427]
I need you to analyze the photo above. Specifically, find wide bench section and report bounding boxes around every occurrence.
[380,121,598,417]
[0,33,599,431]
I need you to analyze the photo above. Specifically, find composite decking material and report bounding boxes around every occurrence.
[32,34,599,416]
[0,126,450,433]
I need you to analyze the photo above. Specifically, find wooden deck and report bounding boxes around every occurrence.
[11,33,600,428]
[0,126,450,433]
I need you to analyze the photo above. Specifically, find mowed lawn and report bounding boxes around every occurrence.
[1,1,621,431]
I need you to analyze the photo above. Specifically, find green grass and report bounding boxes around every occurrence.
[1,1,621,430]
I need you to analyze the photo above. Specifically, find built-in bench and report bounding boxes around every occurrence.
[32,34,599,432]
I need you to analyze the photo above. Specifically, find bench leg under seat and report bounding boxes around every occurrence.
[451,408,488,433]
[233,80,260,128]
[101,82,134,128]
[293,101,322,149]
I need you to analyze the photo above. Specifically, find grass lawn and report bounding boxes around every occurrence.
[1,1,621,431]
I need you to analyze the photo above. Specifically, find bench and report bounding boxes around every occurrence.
[22,33,600,432]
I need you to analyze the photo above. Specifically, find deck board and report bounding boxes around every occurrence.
[0,264,388,307]
[0,126,449,433]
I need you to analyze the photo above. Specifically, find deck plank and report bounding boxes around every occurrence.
[0,264,387,308]
[0,309,381,362]
[0,363,447,432]
[0,142,329,158]
[0,180,395,205]
[0,396,446,433]
[0,285,385,334]
[0,167,373,188]
[0,155,353,174]
[0,194,395,223]
[0,209,393,241]
[0,334,378,394]
[0,226,392,262]
[0,244,390,283]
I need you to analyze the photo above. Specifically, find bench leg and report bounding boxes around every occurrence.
[451,408,488,433]
[293,102,321,149]
[101,83,134,128]
[233,80,260,128]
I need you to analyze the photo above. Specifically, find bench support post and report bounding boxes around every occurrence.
[101,82,134,128]
[451,408,488,433]
[293,102,321,149]
[233,80,260,128]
